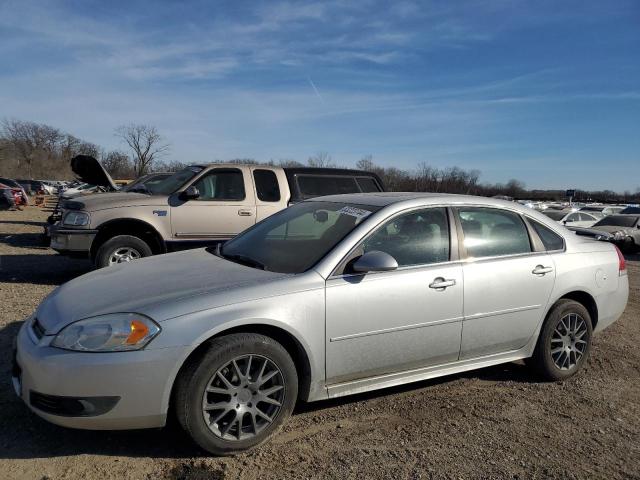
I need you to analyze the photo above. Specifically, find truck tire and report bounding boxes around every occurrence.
[529,299,593,381]
[174,333,298,456]
[95,235,153,268]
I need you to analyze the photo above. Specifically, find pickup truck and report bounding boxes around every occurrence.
[49,155,384,268]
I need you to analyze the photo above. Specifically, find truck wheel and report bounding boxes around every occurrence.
[174,333,298,456]
[529,299,593,381]
[95,235,153,268]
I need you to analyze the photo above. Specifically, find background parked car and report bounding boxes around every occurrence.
[557,210,603,228]
[580,205,626,216]
[0,177,29,205]
[122,172,172,193]
[0,183,17,210]
[572,214,640,253]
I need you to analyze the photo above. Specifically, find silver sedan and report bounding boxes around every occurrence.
[13,193,629,455]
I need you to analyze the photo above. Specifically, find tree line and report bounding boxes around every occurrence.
[1,119,638,203]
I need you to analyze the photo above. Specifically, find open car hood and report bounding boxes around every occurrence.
[70,155,118,191]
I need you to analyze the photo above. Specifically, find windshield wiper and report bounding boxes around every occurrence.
[218,251,266,270]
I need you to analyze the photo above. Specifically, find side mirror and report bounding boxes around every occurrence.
[180,186,200,200]
[563,220,567,225]
[351,250,398,274]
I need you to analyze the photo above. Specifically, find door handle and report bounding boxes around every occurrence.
[429,277,456,290]
[532,265,553,275]
[238,209,253,217]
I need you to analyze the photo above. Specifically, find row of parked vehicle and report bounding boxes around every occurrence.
[535,203,640,253]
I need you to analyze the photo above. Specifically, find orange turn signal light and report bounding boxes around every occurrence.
[126,319,149,345]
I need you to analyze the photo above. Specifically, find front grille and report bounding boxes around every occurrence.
[31,318,45,340]
[29,391,120,417]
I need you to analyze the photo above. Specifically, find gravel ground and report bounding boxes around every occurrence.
[1,207,639,480]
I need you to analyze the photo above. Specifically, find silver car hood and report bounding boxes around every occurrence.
[36,249,290,334]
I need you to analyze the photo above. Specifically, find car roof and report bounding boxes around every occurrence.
[307,192,520,208]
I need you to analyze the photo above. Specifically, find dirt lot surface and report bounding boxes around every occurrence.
[1,207,639,480]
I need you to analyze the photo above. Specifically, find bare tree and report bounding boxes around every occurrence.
[2,119,62,178]
[101,150,134,179]
[115,124,170,176]
[307,151,335,168]
[356,154,375,172]
[153,159,189,172]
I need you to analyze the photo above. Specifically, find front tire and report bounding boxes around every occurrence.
[530,299,593,381]
[95,235,152,268]
[174,333,298,456]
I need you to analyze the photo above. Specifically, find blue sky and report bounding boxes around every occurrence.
[1,0,639,191]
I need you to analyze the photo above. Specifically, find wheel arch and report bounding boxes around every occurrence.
[91,218,166,259]
[547,290,599,329]
[166,322,315,417]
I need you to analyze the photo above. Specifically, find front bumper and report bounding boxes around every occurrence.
[49,224,98,256]
[12,319,186,430]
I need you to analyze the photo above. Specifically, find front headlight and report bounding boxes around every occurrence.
[63,211,90,226]
[51,313,160,352]
[613,231,627,241]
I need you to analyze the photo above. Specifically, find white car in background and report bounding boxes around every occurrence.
[557,210,604,228]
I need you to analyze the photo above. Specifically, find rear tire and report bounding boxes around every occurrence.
[530,299,593,381]
[95,235,152,268]
[174,333,298,456]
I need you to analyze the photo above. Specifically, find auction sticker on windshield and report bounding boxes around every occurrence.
[337,206,372,219]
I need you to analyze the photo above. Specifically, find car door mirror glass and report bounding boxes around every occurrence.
[351,250,398,273]
[180,186,200,200]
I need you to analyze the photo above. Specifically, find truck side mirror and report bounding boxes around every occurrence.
[180,186,200,200]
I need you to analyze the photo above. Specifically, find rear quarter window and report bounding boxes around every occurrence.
[528,218,565,251]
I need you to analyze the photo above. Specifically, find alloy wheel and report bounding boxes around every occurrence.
[550,313,588,370]
[201,354,285,441]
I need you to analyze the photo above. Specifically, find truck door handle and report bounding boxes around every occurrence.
[238,209,253,217]
[429,277,456,290]
[532,265,553,275]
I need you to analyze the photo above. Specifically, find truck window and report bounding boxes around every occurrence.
[297,175,360,199]
[356,177,380,193]
[253,169,281,202]
[193,169,245,201]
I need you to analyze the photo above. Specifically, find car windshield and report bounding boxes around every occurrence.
[219,201,381,273]
[620,206,640,214]
[146,167,203,195]
[594,216,639,228]
[542,211,567,221]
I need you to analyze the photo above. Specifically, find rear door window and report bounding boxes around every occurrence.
[253,169,280,202]
[458,207,532,258]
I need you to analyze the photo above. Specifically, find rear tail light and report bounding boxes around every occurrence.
[615,245,626,275]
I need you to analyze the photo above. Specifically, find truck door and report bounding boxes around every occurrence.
[170,167,256,242]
